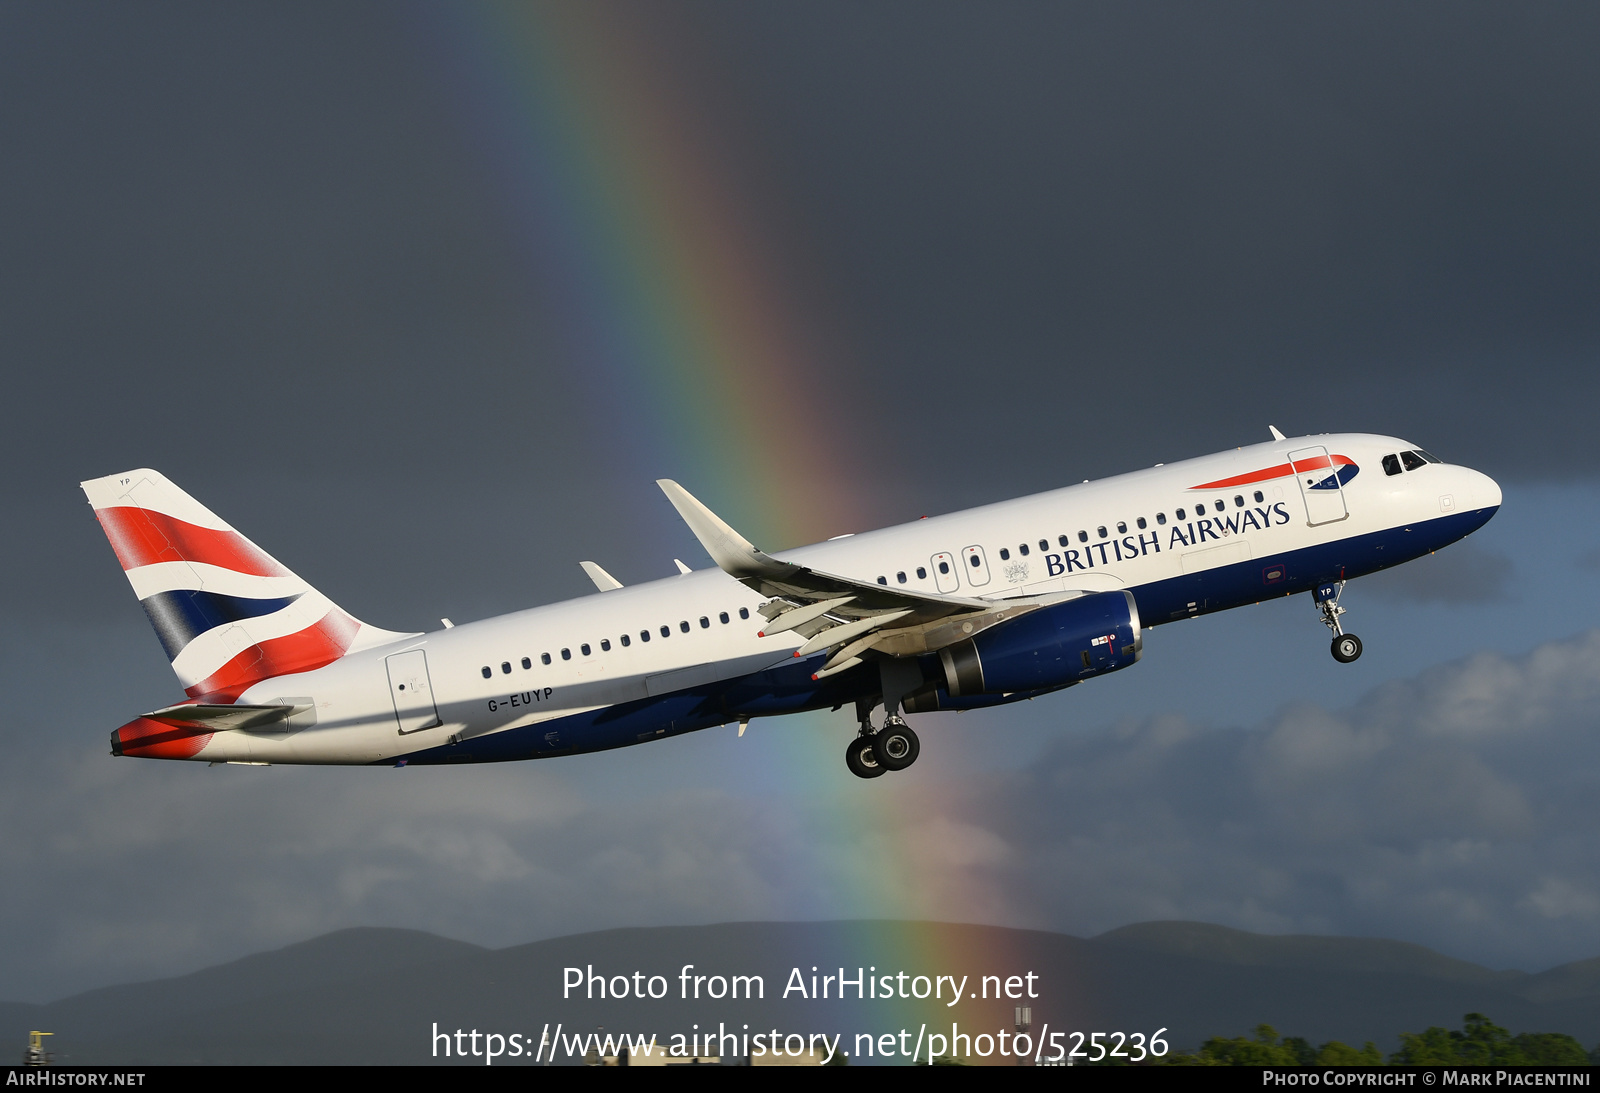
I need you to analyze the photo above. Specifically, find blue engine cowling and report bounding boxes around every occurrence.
[929,589,1142,698]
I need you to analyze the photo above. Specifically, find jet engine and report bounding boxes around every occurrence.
[903,590,1141,712]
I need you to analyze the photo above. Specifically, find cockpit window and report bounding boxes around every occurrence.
[1401,450,1426,472]
[1383,454,1402,476]
[1413,449,1442,464]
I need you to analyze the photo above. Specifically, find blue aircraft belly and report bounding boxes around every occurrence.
[391,656,877,765]
[1132,505,1499,623]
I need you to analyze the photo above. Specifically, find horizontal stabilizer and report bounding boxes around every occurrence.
[142,702,312,732]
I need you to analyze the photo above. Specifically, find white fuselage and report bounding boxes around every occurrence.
[191,433,1499,765]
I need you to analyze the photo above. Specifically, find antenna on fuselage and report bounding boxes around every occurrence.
[1268,425,1286,441]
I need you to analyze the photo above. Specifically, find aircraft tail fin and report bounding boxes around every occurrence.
[80,469,414,701]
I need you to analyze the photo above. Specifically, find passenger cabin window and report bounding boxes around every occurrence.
[877,575,887,585]
[1157,513,1167,525]
[521,657,531,669]
[481,666,491,679]
[1254,491,1264,503]
[1136,518,1147,529]
[621,634,631,647]
[916,567,927,579]
[660,625,670,638]
[739,608,750,619]
[1383,454,1402,476]
[1176,508,1186,520]
[1401,450,1427,472]
[719,611,730,624]
[699,616,710,628]
[999,548,1010,560]
[896,571,907,583]
[680,620,690,633]
[541,653,552,665]
[1234,495,1244,508]
[1039,539,1049,552]
[641,630,650,642]
[1078,530,1088,542]
[1097,526,1107,538]
[601,639,611,651]
[580,644,591,656]
[561,648,571,660]
[939,561,951,574]
[969,554,981,567]
[1058,535,1069,547]
[1116,522,1126,534]
[501,662,511,674]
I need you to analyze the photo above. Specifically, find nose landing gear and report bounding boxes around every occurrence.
[1316,581,1363,663]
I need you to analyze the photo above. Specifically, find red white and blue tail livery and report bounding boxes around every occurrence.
[82,470,414,758]
[83,432,1501,777]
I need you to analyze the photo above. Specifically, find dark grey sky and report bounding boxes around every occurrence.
[5,2,1599,616]
[7,3,1600,485]
[3,3,1600,1002]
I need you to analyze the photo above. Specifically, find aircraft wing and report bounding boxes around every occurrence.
[657,479,1041,677]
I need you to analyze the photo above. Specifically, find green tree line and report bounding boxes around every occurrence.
[1146,1014,1590,1066]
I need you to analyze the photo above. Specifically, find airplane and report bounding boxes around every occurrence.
[83,429,1500,779]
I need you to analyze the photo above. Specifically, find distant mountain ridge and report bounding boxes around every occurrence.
[1097,922,1528,984]
[5,921,1597,1065]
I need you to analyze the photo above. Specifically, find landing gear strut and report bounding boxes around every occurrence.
[1315,581,1363,663]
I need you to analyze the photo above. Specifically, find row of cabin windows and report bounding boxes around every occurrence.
[872,490,1271,583]
[1382,449,1441,476]
[480,607,751,679]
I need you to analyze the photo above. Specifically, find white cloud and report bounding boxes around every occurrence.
[6,625,1600,1000]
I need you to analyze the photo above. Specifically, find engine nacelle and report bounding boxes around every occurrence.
[901,681,1077,714]
[931,589,1142,697]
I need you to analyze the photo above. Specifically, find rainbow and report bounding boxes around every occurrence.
[418,6,1051,1056]
[423,2,866,547]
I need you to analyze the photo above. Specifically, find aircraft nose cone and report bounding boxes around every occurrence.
[1473,468,1503,511]
[1459,467,1504,515]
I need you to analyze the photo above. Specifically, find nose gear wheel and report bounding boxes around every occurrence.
[1314,580,1362,663]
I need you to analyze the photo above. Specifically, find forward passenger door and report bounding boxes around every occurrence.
[1288,445,1350,526]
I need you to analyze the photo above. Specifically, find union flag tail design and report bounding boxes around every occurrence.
[81,469,410,702]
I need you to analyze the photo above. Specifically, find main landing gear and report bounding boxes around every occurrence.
[1315,581,1363,663]
[846,701,921,779]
